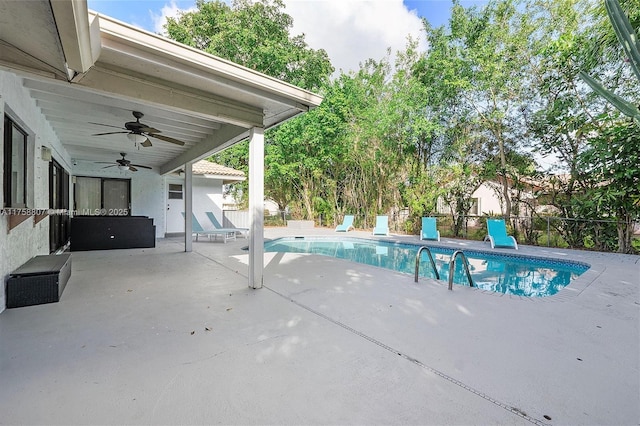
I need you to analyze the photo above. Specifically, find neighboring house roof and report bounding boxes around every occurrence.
[192,160,245,181]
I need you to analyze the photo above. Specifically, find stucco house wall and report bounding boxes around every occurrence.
[473,181,503,215]
[72,160,166,238]
[437,181,535,218]
[194,177,225,231]
[1,70,167,312]
[0,70,73,312]
[165,175,227,234]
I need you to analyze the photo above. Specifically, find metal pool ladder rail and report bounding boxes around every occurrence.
[448,250,474,290]
[414,246,440,282]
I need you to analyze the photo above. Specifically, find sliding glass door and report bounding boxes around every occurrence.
[103,179,129,214]
[74,177,130,216]
[49,160,70,252]
[74,177,101,214]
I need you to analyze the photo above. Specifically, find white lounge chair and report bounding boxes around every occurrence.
[205,211,248,239]
[182,212,236,243]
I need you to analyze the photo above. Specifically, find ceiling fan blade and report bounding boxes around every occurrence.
[93,131,129,136]
[95,161,115,164]
[101,165,116,169]
[128,166,138,172]
[139,126,160,133]
[131,163,152,169]
[147,133,185,146]
[89,122,126,130]
[141,138,153,147]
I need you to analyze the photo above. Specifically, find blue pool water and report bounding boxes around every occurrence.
[264,237,590,297]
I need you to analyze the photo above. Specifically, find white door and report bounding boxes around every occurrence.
[166,179,185,233]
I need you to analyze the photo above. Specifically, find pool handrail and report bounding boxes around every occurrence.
[415,246,440,282]
[448,250,474,290]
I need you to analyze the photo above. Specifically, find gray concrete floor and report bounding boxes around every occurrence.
[1,227,638,425]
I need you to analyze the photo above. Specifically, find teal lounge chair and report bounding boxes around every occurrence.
[182,212,236,243]
[484,219,518,249]
[335,215,355,232]
[372,215,389,236]
[420,217,440,241]
[205,211,248,239]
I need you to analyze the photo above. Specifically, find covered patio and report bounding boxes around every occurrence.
[1,2,638,424]
[1,228,638,425]
[0,0,322,310]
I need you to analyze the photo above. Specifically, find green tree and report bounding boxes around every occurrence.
[164,0,334,211]
[450,0,540,218]
[165,0,333,91]
[212,142,249,208]
[415,0,543,226]
[579,121,640,253]
[525,0,607,247]
[267,105,345,220]
[579,0,640,124]
[528,0,639,249]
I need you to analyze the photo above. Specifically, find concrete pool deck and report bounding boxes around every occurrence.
[1,227,638,425]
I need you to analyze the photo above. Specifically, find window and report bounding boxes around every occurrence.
[74,177,130,215]
[469,197,480,216]
[75,177,101,213]
[103,179,129,213]
[3,115,28,207]
[168,183,183,200]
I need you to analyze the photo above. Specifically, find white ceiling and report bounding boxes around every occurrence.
[0,1,323,174]
[22,76,223,168]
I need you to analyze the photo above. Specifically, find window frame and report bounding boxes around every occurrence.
[101,178,131,215]
[3,114,28,208]
[168,183,183,200]
[74,176,131,216]
[469,197,480,216]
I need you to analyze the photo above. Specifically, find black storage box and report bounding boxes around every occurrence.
[70,216,156,251]
[6,254,71,308]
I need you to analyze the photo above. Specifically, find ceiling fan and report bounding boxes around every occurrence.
[96,153,152,172]
[90,111,186,147]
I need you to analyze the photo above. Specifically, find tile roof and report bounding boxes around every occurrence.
[191,160,245,178]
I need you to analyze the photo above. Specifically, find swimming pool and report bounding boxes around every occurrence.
[264,237,590,297]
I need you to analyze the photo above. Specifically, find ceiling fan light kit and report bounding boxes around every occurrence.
[91,111,186,148]
[96,153,152,173]
[127,133,147,144]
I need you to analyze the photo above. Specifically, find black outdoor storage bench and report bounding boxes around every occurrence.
[70,216,155,251]
[6,253,71,308]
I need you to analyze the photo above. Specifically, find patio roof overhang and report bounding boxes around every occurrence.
[0,0,323,172]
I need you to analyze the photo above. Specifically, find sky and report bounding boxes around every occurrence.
[87,0,488,75]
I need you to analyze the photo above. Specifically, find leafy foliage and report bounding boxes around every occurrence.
[164,0,333,91]
[578,121,640,252]
[579,0,640,124]
[163,0,639,252]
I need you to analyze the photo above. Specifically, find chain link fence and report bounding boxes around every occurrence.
[392,213,640,253]
[229,209,639,253]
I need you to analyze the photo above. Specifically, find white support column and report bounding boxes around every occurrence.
[184,162,193,253]
[248,127,264,289]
